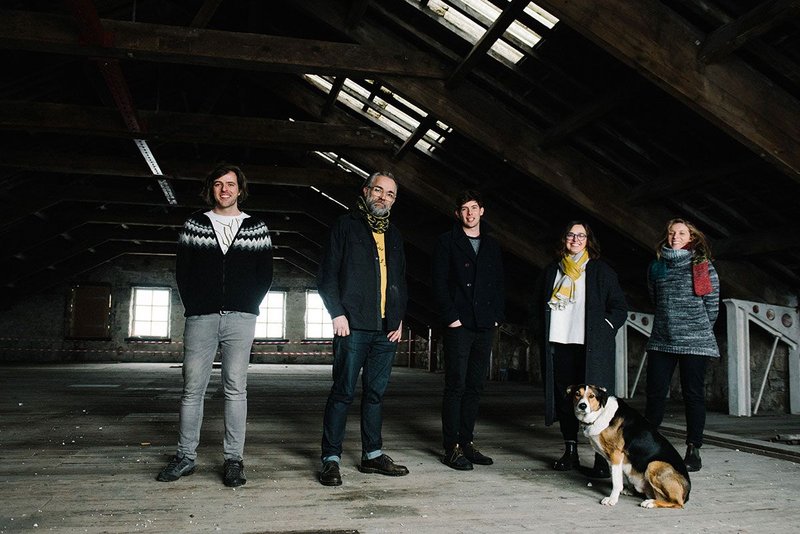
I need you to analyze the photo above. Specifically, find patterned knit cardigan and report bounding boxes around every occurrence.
[176,212,273,317]
[646,247,720,357]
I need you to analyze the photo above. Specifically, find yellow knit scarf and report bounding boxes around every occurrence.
[356,195,390,234]
[548,250,589,311]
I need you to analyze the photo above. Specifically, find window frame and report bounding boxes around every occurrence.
[304,290,334,340]
[128,286,172,340]
[254,290,288,340]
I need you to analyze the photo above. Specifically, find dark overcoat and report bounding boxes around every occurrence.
[531,259,627,426]
[317,212,407,331]
[431,222,505,329]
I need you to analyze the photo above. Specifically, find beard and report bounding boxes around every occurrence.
[366,196,390,217]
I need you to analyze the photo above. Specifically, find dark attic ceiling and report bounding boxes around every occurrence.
[1,0,799,331]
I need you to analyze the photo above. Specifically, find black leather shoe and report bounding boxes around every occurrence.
[684,443,702,472]
[442,445,473,471]
[156,454,196,482]
[584,452,610,478]
[553,442,579,471]
[319,461,342,486]
[223,459,247,487]
[462,442,493,465]
[359,454,409,476]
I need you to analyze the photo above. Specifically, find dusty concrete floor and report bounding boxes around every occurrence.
[1,363,799,533]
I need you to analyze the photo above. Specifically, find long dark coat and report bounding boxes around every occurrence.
[531,259,627,426]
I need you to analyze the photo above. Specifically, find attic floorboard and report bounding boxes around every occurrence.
[1,363,799,533]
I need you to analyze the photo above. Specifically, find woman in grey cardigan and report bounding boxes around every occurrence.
[645,218,720,472]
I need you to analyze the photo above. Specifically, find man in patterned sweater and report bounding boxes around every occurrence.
[157,164,273,487]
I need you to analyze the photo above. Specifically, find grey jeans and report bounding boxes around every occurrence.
[176,311,257,461]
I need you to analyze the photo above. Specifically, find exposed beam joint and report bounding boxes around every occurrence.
[446,0,530,88]
[393,115,436,160]
[539,79,642,149]
[698,0,800,64]
[535,0,800,182]
[322,77,347,117]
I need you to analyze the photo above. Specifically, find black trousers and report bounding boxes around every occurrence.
[441,326,494,449]
[552,342,586,442]
[644,350,709,447]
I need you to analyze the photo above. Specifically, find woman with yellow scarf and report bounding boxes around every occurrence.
[532,221,627,478]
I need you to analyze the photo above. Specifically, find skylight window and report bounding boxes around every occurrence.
[303,75,452,158]
[413,0,558,66]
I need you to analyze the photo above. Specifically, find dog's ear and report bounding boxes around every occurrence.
[566,384,577,396]
[595,386,609,407]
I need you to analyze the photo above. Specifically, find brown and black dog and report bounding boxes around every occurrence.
[570,384,691,508]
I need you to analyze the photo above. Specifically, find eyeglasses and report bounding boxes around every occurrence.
[566,232,587,241]
[369,185,396,200]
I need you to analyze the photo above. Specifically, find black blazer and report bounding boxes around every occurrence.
[317,212,407,331]
[432,222,505,330]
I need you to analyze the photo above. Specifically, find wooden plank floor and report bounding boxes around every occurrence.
[1,363,799,533]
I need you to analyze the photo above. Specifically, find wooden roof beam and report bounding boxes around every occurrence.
[535,0,800,182]
[0,9,446,79]
[698,0,800,64]
[295,0,796,305]
[539,79,643,149]
[0,101,393,151]
[0,148,360,188]
[446,0,530,88]
[626,160,760,203]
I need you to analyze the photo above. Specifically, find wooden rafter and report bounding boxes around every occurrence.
[535,0,800,182]
[698,0,800,64]
[447,0,530,88]
[0,9,446,79]
[0,101,393,151]
[0,148,360,188]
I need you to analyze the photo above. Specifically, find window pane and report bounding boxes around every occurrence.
[129,287,171,339]
[150,322,168,337]
[305,290,333,339]
[152,306,169,322]
[255,291,285,339]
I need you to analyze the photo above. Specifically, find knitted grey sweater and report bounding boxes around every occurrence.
[646,247,720,357]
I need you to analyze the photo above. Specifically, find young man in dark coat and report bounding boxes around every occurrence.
[316,171,409,487]
[432,190,505,470]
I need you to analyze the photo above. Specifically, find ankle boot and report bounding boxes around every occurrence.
[553,441,579,471]
[586,452,611,478]
[684,443,702,472]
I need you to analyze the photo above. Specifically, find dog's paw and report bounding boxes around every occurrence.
[600,496,618,506]
[622,488,634,496]
[639,499,656,509]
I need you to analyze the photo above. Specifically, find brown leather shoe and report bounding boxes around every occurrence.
[358,454,409,476]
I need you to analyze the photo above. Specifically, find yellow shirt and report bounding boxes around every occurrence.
[373,232,387,318]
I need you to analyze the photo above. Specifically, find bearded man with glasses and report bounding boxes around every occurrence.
[316,171,409,486]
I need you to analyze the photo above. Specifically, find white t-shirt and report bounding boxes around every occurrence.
[548,266,587,344]
[205,210,250,255]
